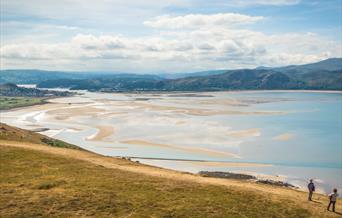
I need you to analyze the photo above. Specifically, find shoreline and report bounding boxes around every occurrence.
[129,156,270,165]
[34,85,342,95]
[0,94,76,112]
[0,97,49,112]
[94,89,342,95]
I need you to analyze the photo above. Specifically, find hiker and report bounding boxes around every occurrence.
[307,179,315,201]
[327,188,339,212]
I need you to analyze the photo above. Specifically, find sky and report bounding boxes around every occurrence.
[0,0,341,73]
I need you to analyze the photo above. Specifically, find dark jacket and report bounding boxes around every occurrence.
[308,182,315,192]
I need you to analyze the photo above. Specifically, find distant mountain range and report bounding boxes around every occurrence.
[1,58,341,91]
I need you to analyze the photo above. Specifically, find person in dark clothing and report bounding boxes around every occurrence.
[307,179,315,201]
[327,188,339,212]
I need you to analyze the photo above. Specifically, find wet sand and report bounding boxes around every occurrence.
[187,161,271,167]
[130,102,287,116]
[47,106,106,120]
[226,128,261,138]
[121,139,241,158]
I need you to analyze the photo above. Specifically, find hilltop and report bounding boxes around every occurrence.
[0,123,341,217]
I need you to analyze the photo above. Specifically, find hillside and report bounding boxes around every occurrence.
[274,58,342,73]
[0,123,81,150]
[36,58,342,91]
[162,69,304,91]
[0,83,72,97]
[0,69,161,84]
[0,83,73,110]
[0,123,341,217]
[272,58,342,90]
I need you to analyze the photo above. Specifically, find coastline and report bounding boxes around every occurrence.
[1,89,341,196]
[0,97,48,112]
[0,94,78,112]
[92,89,342,95]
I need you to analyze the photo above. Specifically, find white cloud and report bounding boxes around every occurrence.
[227,0,301,6]
[71,34,127,50]
[144,13,264,29]
[1,25,340,72]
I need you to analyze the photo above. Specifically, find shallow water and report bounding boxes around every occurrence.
[1,90,341,194]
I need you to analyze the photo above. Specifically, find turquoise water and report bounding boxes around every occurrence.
[215,92,342,168]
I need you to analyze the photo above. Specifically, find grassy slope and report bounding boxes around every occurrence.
[0,124,340,217]
[0,123,81,150]
[0,146,310,218]
[0,96,45,110]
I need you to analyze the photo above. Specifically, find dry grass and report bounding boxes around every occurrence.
[0,124,340,217]
[0,123,81,150]
[0,146,313,218]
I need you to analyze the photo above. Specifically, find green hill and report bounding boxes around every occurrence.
[37,58,342,91]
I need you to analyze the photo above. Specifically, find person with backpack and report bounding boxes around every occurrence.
[307,179,315,201]
[327,188,339,212]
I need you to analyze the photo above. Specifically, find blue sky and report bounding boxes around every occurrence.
[0,0,341,73]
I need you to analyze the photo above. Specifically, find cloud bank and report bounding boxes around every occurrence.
[1,0,341,73]
[144,13,264,29]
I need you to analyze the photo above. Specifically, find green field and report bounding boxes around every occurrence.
[0,146,311,218]
[0,96,45,110]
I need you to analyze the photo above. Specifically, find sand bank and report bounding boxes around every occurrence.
[273,133,294,141]
[130,102,287,116]
[86,125,115,141]
[120,139,240,158]
[47,106,106,120]
[227,128,261,138]
[187,161,271,167]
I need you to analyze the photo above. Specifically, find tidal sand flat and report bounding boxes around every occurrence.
[1,90,341,194]
[121,139,241,158]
